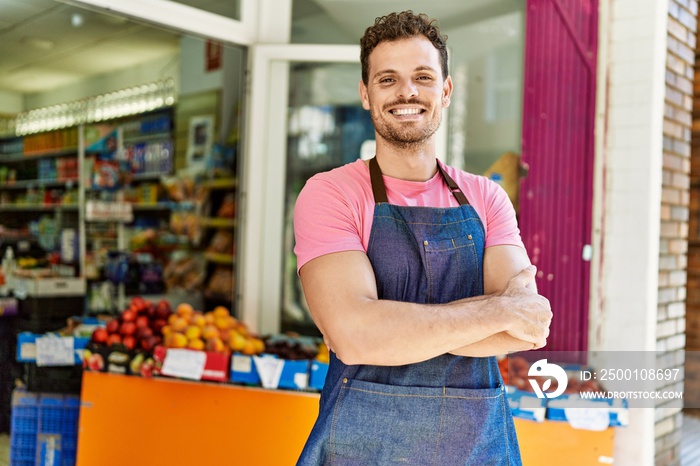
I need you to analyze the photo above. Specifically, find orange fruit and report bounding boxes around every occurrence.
[187,338,205,351]
[170,333,188,348]
[184,325,202,340]
[171,317,189,332]
[228,333,247,352]
[176,303,195,317]
[213,306,230,318]
[202,325,219,340]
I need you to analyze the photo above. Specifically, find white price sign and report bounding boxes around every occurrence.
[161,349,206,380]
[253,356,285,389]
[36,336,75,366]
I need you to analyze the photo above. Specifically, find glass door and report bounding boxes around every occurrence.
[239,45,364,335]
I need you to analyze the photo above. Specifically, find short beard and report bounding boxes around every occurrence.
[371,99,441,150]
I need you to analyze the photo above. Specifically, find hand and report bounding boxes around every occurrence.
[495,265,552,349]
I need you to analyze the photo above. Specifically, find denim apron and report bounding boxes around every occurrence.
[297,157,521,466]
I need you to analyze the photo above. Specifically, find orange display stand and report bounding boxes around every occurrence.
[77,371,615,466]
[515,417,615,465]
[76,371,320,466]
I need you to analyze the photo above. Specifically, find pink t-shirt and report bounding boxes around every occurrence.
[294,159,524,272]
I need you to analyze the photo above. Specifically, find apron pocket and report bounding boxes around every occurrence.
[329,378,511,466]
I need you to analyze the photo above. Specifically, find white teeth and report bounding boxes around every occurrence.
[392,108,421,115]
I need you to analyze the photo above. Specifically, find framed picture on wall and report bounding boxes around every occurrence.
[187,114,214,171]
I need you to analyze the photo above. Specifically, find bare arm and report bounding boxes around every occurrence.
[299,247,550,366]
[449,245,546,357]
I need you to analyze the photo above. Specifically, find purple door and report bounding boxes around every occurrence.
[520,0,598,351]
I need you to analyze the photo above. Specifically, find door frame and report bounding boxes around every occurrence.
[61,0,261,45]
[238,44,361,334]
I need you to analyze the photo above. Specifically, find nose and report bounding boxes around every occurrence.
[397,79,418,99]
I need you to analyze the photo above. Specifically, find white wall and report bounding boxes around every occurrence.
[592,0,670,464]
[24,54,180,109]
[179,36,224,96]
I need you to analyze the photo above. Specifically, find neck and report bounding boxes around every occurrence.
[373,137,438,182]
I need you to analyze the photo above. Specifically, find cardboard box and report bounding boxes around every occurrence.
[83,342,153,377]
[152,346,229,383]
[229,353,310,390]
[546,395,629,428]
[17,332,89,365]
[309,361,329,390]
[506,386,547,422]
[14,277,86,297]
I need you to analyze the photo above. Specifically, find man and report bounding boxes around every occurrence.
[294,11,551,465]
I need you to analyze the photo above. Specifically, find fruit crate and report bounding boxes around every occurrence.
[9,388,80,466]
[24,364,83,395]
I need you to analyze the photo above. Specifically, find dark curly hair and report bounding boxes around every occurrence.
[360,11,448,85]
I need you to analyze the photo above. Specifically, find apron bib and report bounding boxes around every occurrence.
[298,158,521,466]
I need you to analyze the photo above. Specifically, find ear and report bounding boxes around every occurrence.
[359,80,370,111]
[442,76,453,108]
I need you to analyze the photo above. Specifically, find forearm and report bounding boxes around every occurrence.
[323,294,504,366]
[448,332,534,358]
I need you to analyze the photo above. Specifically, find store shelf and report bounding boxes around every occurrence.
[123,131,172,144]
[0,147,78,162]
[0,204,78,211]
[200,217,236,229]
[131,171,171,182]
[131,203,172,211]
[0,178,79,189]
[204,252,235,265]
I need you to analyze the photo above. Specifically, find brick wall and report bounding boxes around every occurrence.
[661,1,698,465]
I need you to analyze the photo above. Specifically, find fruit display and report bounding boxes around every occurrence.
[90,296,172,352]
[501,356,604,394]
[162,304,265,356]
[263,334,320,360]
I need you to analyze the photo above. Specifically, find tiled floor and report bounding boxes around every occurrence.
[0,433,8,466]
[682,412,700,466]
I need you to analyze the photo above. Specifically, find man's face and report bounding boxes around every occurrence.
[360,36,452,149]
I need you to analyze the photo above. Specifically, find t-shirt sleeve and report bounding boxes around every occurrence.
[293,175,365,273]
[481,179,525,250]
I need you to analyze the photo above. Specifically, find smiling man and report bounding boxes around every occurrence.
[294,11,552,465]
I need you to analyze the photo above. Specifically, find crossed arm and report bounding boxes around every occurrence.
[299,244,552,366]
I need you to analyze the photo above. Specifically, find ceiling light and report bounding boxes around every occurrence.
[71,13,84,27]
[22,37,55,51]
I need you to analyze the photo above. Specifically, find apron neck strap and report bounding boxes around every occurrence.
[369,156,471,206]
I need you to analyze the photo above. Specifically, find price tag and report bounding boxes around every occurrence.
[253,356,285,389]
[161,349,206,380]
[564,407,610,431]
[36,336,75,366]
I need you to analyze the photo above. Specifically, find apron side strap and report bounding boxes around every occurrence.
[437,162,470,206]
[369,156,389,204]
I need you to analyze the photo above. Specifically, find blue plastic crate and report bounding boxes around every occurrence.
[10,390,39,429]
[9,388,81,466]
[9,431,36,462]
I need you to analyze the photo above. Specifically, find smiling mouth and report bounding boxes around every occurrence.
[390,108,424,116]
